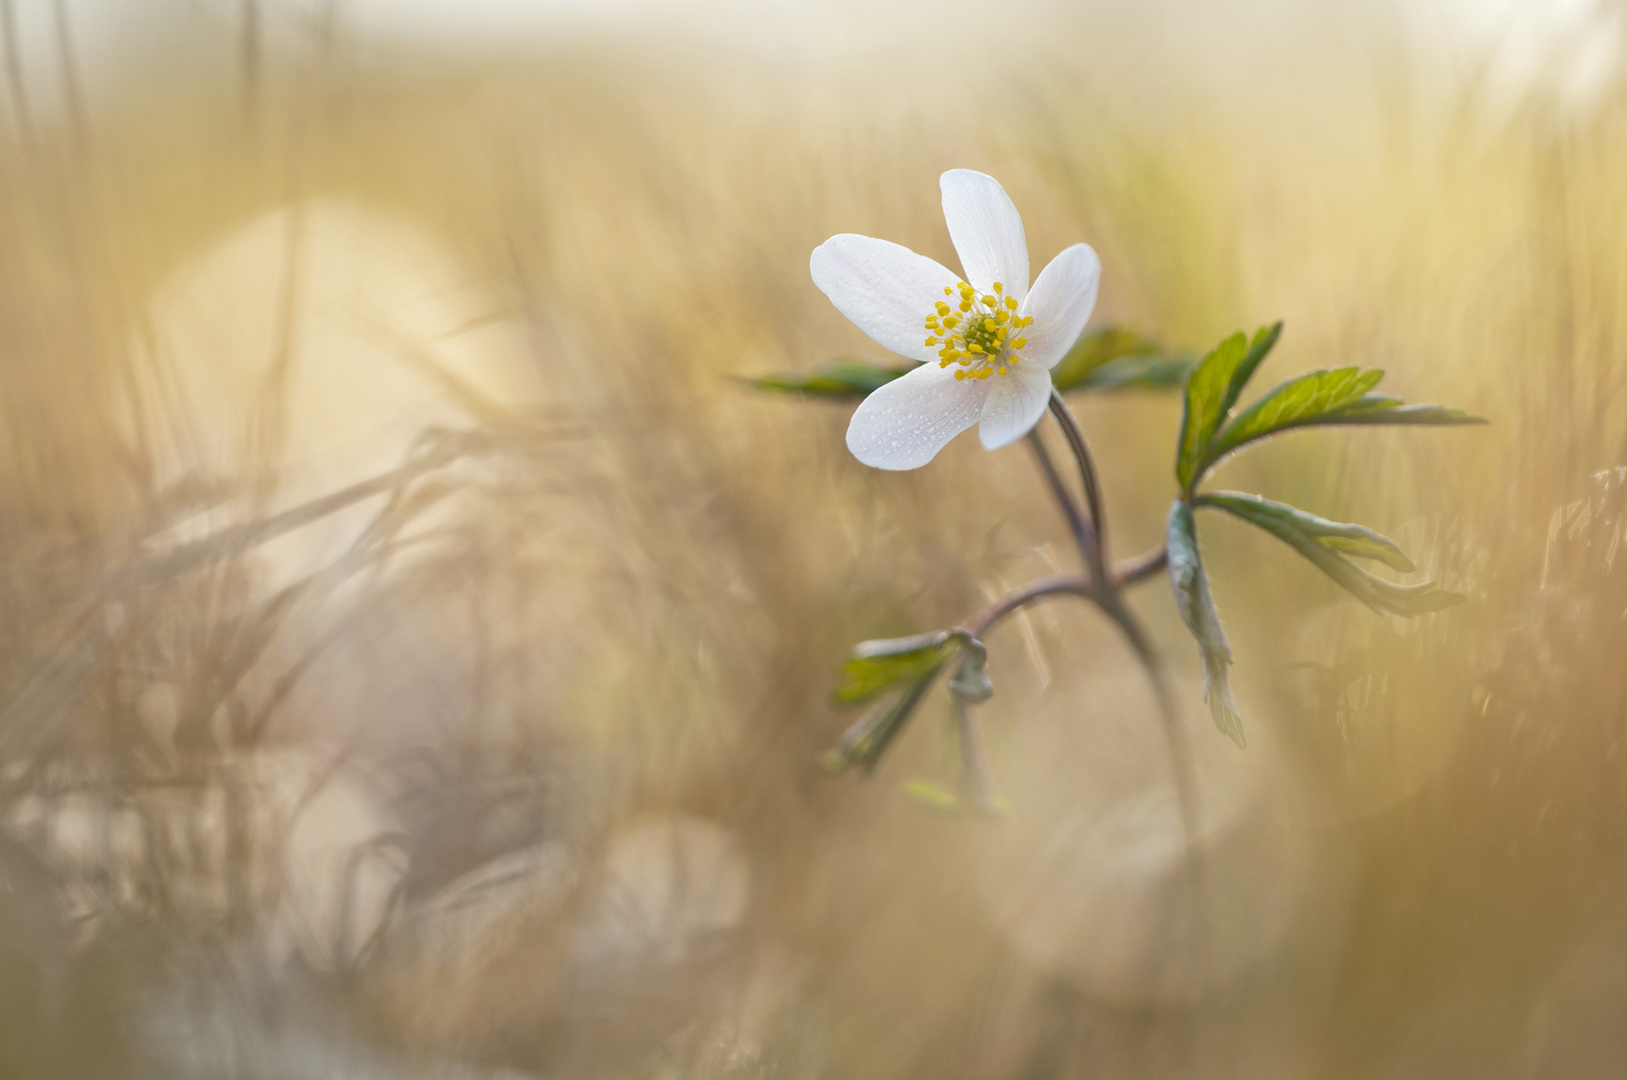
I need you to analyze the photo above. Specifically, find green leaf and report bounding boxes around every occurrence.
[1173,323,1284,493]
[1196,494,1465,617]
[1220,321,1283,419]
[739,359,911,399]
[1318,394,1487,426]
[1202,367,1385,472]
[1049,327,1166,390]
[1197,491,1416,572]
[824,665,944,773]
[1166,500,1245,747]
[1061,351,1196,393]
[835,631,953,705]
[1176,332,1249,494]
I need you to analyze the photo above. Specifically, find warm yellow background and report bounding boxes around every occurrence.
[0,2,1624,1077]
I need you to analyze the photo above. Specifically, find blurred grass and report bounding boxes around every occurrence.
[1,4,1627,1079]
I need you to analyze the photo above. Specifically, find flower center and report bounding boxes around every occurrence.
[923,281,1033,381]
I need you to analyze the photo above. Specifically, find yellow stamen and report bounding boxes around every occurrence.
[921,276,1028,382]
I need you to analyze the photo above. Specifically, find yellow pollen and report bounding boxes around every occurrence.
[1012,337,1027,349]
[923,282,1021,381]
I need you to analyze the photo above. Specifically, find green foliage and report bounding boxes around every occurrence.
[741,359,911,399]
[1049,327,1180,391]
[794,317,1485,773]
[835,631,953,705]
[1197,492,1465,617]
[1202,367,1385,471]
[1175,323,1484,493]
[1196,491,1415,571]
[823,666,943,773]
[1057,351,1195,392]
[1311,394,1486,427]
[1176,331,1248,494]
[1166,500,1244,747]
[1162,320,1479,748]
[1220,321,1283,418]
[825,629,992,775]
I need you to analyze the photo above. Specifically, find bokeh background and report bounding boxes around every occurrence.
[2,0,1626,1076]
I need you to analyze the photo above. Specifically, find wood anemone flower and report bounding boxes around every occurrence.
[810,169,1100,470]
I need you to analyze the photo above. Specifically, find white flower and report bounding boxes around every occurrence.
[810,169,1101,470]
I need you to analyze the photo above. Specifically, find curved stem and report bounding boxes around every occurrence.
[1047,390,1109,582]
[1025,430,1095,565]
[1112,544,1168,589]
[962,572,1202,847]
[952,696,999,814]
[1096,596,1202,845]
[1002,396,1208,997]
[965,574,1097,639]
[961,566,1199,834]
[1096,592,1210,999]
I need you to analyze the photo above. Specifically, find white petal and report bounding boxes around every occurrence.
[1015,243,1100,370]
[940,170,1030,300]
[811,234,961,363]
[846,361,991,470]
[978,361,1054,450]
